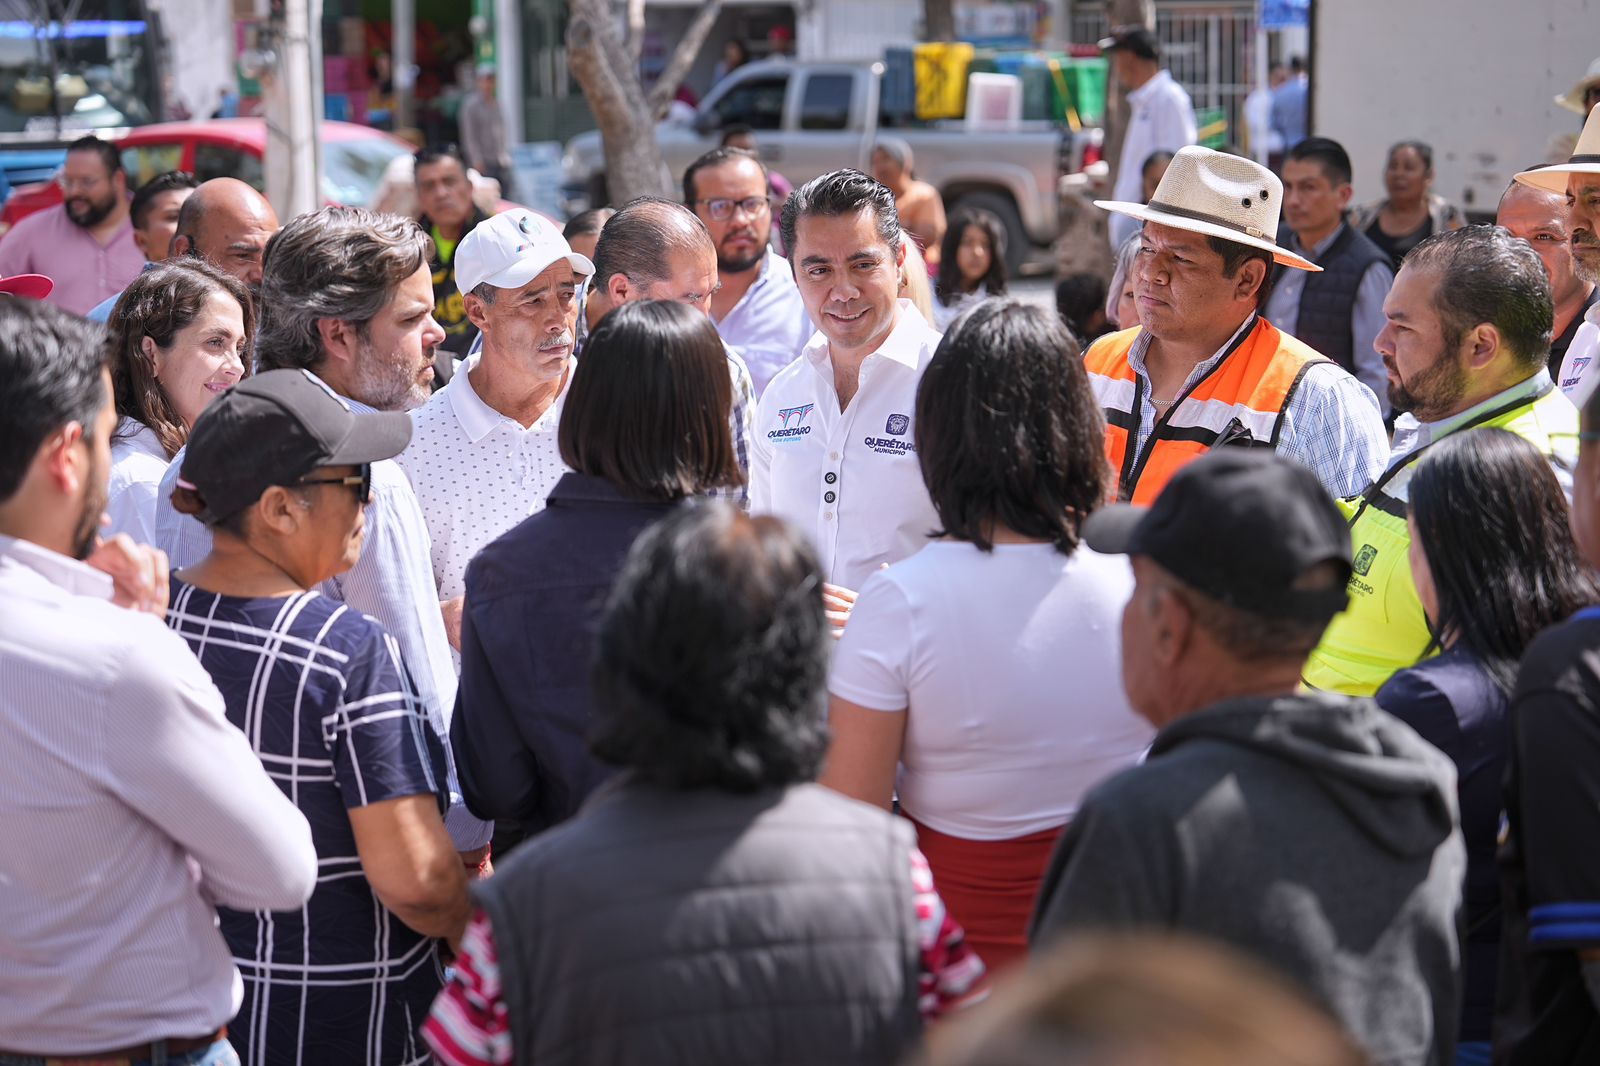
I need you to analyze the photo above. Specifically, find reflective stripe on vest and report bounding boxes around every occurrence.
[1303,382,1578,696]
[1084,317,1331,503]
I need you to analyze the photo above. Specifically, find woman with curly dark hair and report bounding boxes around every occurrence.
[104,258,253,542]
[821,299,1153,973]
[1375,427,1598,1062]
[931,207,1008,330]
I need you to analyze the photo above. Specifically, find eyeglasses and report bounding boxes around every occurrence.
[296,463,372,505]
[693,196,771,221]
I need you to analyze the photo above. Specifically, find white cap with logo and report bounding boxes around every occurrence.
[455,209,595,295]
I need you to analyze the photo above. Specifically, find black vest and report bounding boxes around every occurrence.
[1274,223,1389,374]
[475,779,924,1066]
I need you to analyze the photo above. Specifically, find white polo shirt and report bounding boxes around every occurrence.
[750,299,942,590]
[1557,300,1600,403]
[395,355,573,603]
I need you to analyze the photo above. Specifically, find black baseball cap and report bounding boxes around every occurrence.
[1082,451,1352,621]
[1099,27,1160,62]
[179,369,412,524]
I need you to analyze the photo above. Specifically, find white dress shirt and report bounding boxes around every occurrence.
[749,299,942,590]
[1557,299,1600,404]
[105,416,169,544]
[0,534,316,1053]
[712,247,815,397]
[1264,223,1396,414]
[1110,69,1198,248]
[396,356,573,605]
[153,374,492,851]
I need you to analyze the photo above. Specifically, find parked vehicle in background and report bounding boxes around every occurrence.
[561,60,1099,273]
[1,118,415,232]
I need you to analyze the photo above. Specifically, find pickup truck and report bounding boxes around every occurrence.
[561,60,1097,272]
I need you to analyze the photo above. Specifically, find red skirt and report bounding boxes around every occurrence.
[906,815,1063,976]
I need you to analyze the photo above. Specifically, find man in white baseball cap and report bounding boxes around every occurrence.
[1082,144,1387,506]
[395,208,592,654]
[1516,107,1600,405]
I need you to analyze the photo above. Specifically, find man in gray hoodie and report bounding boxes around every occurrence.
[1030,450,1465,1066]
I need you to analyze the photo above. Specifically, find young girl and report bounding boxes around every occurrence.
[932,208,1008,331]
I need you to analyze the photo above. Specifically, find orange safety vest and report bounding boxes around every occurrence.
[1084,318,1331,503]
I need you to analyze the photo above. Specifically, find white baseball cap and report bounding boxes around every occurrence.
[455,209,595,295]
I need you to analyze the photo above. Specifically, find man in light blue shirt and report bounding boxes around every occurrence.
[685,146,813,396]
[1271,60,1309,152]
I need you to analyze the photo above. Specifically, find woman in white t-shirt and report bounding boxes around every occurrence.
[106,260,252,543]
[823,299,1152,974]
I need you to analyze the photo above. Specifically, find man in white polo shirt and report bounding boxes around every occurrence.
[751,168,943,597]
[396,209,592,650]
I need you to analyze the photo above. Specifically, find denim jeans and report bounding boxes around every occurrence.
[0,1037,239,1066]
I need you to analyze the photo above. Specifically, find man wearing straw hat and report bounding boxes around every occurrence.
[1519,106,1600,403]
[1082,144,1388,506]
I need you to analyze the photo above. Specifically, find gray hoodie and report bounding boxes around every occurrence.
[1030,691,1465,1066]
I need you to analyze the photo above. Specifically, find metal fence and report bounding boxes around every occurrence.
[1069,1,1258,149]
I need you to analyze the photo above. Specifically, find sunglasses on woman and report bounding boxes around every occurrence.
[296,463,373,505]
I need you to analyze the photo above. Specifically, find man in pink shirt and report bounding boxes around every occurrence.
[0,135,145,315]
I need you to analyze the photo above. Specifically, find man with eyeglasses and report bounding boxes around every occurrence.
[686,147,813,395]
[0,135,144,315]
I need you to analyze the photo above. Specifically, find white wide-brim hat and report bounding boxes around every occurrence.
[1555,56,1600,114]
[1095,145,1320,272]
[1515,106,1600,194]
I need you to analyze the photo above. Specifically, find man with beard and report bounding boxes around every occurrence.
[396,209,591,651]
[1303,226,1578,697]
[0,136,144,314]
[153,206,494,872]
[1515,108,1600,400]
[686,146,812,395]
[0,298,316,1061]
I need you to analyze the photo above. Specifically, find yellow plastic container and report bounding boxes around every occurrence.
[914,42,976,120]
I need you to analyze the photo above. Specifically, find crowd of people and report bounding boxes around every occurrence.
[3,45,1600,1066]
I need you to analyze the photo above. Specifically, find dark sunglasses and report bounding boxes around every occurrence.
[296,463,373,505]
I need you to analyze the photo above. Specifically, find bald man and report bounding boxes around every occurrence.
[1498,177,1599,387]
[870,138,946,270]
[171,177,281,298]
[579,195,756,499]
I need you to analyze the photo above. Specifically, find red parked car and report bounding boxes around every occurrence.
[2,119,416,231]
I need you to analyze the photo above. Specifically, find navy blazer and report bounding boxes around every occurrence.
[452,471,678,843]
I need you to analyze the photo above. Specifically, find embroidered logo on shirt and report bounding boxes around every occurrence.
[769,404,815,442]
[1352,543,1378,576]
[885,413,910,436]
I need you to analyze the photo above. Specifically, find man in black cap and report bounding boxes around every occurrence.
[1099,25,1196,248]
[1029,450,1464,1066]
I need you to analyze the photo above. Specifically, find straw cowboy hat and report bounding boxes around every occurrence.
[1515,105,1600,194]
[1095,145,1320,272]
[1555,56,1600,115]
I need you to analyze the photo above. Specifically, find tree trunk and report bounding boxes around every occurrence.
[624,0,644,64]
[566,0,668,203]
[922,0,955,41]
[1101,0,1155,204]
[646,0,725,116]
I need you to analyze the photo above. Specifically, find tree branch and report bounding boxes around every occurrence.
[646,0,725,115]
[625,0,644,64]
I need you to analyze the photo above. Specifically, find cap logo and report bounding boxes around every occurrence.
[1352,543,1378,576]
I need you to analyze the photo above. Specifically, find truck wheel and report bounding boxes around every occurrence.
[950,191,1029,275]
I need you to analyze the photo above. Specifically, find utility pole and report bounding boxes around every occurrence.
[393,0,414,132]
[259,0,324,220]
